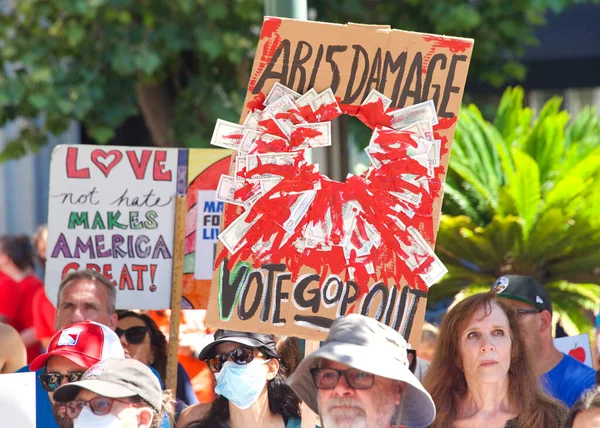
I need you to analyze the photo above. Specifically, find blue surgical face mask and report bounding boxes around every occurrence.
[214,359,269,409]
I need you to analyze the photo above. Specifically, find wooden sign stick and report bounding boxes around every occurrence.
[167,152,189,393]
[301,339,320,428]
[166,193,186,393]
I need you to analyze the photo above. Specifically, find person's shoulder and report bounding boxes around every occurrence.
[561,354,596,378]
[0,324,26,371]
[176,403,212,428]
[0,322,20,338]
[285,417,302,428]
[20,274,44,293]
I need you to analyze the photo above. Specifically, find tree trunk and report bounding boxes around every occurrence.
[136,81,175,147]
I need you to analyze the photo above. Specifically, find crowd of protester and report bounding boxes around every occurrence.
[1,230,599,427]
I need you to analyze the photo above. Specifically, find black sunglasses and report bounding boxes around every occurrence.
[40,372,85,392]
[116,326,149,344]
[310,368,375,390]
[66,397,137,418]
[206,346,256,373]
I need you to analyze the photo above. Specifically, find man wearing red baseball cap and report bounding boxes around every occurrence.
[30,320,125,428]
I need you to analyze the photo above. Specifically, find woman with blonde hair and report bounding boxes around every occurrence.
[423,292,566,428]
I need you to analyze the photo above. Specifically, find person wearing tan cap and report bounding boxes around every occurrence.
[54,358,167,428]
[288,314,436,428]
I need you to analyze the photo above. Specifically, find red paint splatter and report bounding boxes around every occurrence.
[356,98,393,129]
[224,133,243,141]
[257,118,287,139]
[313,102,342,122]
[246,92,266,112]
[339,103,360,117]
[259,17,282,40]
[290,126,323,150]
[297,105,317,123]
[248,19,283,92]
[423,36,473,53]
[435,116,458,130]
[422,35,473,73]
[217,88,454,295]
[251,134,288,153]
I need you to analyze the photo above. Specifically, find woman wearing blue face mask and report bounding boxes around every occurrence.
[183,330,301,428]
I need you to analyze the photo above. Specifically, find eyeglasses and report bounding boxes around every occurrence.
[40,372,85,392]
[515,309,540,316]
[66,397,136,419]
[206,346,255,373]
[310,368,375,390]
[116,326,149,345]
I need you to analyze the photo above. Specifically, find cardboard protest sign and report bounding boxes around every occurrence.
[554,333,593,368]
[182,149,231,309]
[205,17,474,344]
[46,145,178,309]
[47,146,230,310]
[0,372,36,427]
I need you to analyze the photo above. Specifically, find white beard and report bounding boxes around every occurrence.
[318,396,397,428]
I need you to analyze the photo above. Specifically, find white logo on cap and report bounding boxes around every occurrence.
[536,296,544,304]
[57,327,84,347]
[492,277,510,293]
[85,362,107,379]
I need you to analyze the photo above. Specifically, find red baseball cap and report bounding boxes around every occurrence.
[30,320,125,371]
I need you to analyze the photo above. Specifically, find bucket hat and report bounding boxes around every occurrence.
[288,314,436,427]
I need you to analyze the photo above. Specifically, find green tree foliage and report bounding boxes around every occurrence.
[432,87,600,334]
[0,0,593,160]
[309,0,593,87]
[0,0,263,160]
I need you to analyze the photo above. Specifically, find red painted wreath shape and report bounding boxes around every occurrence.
[211,84,449,294]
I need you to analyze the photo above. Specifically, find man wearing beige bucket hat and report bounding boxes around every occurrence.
[288,314,436,428]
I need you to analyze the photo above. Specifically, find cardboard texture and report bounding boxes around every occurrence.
[205,17,474,345]
[46,146,229,310]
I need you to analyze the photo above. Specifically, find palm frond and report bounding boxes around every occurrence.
[433,87,600,334]
[508,149,541,238]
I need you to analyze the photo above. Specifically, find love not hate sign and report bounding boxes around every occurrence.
[205,18,474,345]
[46,145,179,309]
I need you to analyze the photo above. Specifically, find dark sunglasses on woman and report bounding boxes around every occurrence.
[206,346,257,373]
[66,397,138,418]
[40,372,85,392]
[115,326,149,344]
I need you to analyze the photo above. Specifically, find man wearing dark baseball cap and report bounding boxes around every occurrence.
[492,275,596,407]
[54,358,164,428]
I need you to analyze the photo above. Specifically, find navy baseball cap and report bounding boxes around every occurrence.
[491,275,552,314]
